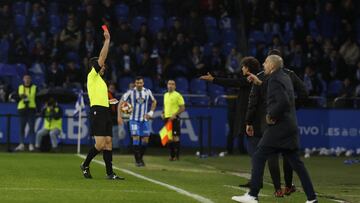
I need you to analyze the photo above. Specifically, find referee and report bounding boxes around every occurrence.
[80,28,124,180]
[162,80,185,161]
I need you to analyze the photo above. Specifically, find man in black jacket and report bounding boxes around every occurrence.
[232,55,317,203]
[241,49,308,196]
[200,56,260,154]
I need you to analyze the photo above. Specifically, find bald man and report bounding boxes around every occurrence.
[232,55,317,203]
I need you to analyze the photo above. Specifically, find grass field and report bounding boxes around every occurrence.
[0,151,359,203]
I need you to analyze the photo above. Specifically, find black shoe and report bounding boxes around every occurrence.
[140,159,146,166]
[80,164,92,179]
[106,173,125,180]
[135,161,145,167]
[239,182,251,188]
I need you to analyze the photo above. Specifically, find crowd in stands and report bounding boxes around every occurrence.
[0,0,360,106]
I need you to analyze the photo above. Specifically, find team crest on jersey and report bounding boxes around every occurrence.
[136,97,145,104]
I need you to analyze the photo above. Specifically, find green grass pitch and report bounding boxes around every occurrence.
[0,151,359,203]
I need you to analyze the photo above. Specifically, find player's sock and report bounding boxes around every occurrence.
[174,141,180,160]
[168,142,175,159]
[83,146,100,167]
[133,139,141,164]
[140,142,147,160]
[103,150,113,175]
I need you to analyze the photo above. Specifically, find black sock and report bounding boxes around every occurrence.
[83,147,100,167]
[133,145,141,163]
[140,145,147,160]
[174,142,180,159]
[103,150,113,175]
[168,142,175,158]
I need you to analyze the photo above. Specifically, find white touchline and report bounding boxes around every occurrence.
[76,154,214,203]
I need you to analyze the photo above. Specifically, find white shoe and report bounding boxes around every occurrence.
[14,144,25,151]
[305,200,318,203]
[231,193,258,203]
[29,144,35,152]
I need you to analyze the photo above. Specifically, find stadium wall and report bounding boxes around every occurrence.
[0,103,359,150]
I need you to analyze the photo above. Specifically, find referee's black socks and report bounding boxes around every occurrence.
[103,150,113,175]
[133,145,141,163]
[174,141,180,159]
[83,146,100,167]
[168,142,175,159]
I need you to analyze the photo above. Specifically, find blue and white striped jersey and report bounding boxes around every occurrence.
[122,88,155,121]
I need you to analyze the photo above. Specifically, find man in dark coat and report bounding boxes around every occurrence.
[232,55,317,203]
[241,49,308,196]
[200,57,260,154]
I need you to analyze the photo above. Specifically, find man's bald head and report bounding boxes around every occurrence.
[263,55,284,75]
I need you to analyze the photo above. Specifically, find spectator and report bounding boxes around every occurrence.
[35,97,63,151]
[114,21,133,45]
[46,61,64,87]
[152,30,169,57]
[185,9,206,44]
[206,45,225,74]
[189,45,206,77]
[31,39,47,63]
[9,36,29,65]
[138,51,155,78]
[225,47,243,74]
[339,36,360,67]
[0,4,12,35]
[135,23,152,45]
[63,61,82,89]
[59,15,82,52]
[339,78,354,98]
[288,43,306,75]
[318,2,340,39]
[168,18,186,42]
[80,30,98,59]
[170,33,191,65]
[116,43,137,76]
[303,66,323,96]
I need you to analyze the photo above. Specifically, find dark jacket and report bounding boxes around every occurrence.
[246,68,308,137]
[259,68,300,149]
[213,76,251,136]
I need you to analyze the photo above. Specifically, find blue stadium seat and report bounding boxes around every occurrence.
[143,77,154,90]
[30,74,45,87]
[309,20,319,38]
[0,40,9,63]
[249,30,265,43]
[150,5,165,17]
[208,83,224,98]
[222,29,236,43]
[149,17,164,34]
[204,16,217,29]
[328,80,343,97]
[190,79,207,94]
[175,77,189,92]
[118,77,133,92]
[203,42,214,56]
[15,14,26,33]
[66,52,80,64]
[222,42,235,56]
[15,64,27,78]
[47,2,59,15]
[132,16,147,32]
[166,16,177,29]
[13,2,26,15]
[191,96,210,105]
[206,28,221,43]
[115,4,129,19]
[214,97,227,106]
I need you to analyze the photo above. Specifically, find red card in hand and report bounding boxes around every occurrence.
[101,25,108,31]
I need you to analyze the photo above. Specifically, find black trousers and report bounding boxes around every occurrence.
[246,136,293,190]
[249,146,316,200]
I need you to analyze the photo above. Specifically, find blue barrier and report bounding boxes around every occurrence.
[1,103,360,149]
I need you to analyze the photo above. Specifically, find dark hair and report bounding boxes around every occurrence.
[88,57,99,72]
[267,49,282,57]
[241,56,260,73]
[135,76,143,81]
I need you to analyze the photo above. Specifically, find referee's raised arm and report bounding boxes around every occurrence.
[97,28,111,68]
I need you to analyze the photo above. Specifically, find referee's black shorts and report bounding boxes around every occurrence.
[89,105,112,137]
[164,117,181,136]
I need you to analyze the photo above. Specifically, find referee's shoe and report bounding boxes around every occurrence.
[106,173,125,180]
[80,164,92,179]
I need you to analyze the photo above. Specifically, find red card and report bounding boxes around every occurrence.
[101,25,108,31]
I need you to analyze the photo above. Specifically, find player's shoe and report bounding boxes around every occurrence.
[80,164,92,179]
[231,193,258,203]
[284,184,296,195]
[29,144,35,152]
[274,189,284,197]
[14,144,25,151]
[305,199,318,203]
[106,173,125,180]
